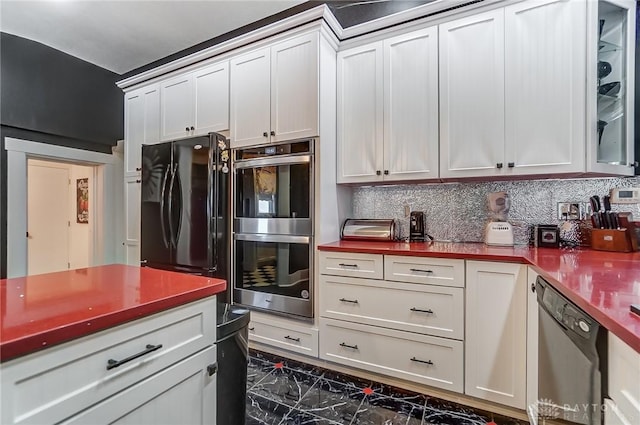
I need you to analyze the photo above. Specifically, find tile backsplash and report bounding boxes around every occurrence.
[352,177,640,245]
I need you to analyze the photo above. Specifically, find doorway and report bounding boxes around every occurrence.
[27,159,95,275]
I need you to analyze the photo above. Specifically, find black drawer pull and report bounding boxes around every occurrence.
[249,327,255,331]
[338,263,358,268]
[207,363,218,376]
[339,342,359,350]
[284,335,300,342]
[410,308,434,314]
[410,357,433,365]
[339,298,359,304]
[409,268,433,274]
[107,344,163,370]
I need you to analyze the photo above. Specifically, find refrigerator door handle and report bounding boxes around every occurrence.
[159,166,171,249]
[167,163,179,249]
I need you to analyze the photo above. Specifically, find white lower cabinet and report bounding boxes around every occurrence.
[248,310,319,357]
[320,318,463,393]
[465,261,527,409]
[0,298,217,425]
[606,333,640,425]
[61,346,216,425]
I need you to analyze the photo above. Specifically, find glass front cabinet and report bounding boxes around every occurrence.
[588,0,636,175]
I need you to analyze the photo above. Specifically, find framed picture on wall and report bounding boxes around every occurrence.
[77,178,89,223]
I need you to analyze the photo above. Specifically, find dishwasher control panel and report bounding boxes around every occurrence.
[538,276,594,340]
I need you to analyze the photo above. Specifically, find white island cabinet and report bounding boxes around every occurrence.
[0,298,217,425]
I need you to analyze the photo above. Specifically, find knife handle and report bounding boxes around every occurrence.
[603,195,611,211]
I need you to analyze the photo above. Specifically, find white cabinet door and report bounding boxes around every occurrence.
[142,85,160,145]
[271,32,318,143]
[337,42,384,183]
[193,61,229,135]
[526,267,540,423]
[230,47,271,148]
[465,261,527,409]
[505,0,586,176]
[61,346,216,425]
[608,332,640,425]
[125,177,140,266]
[440,9,505,179]
[125,90,144,177]
[383,27,439,181]
[161,74,194,141]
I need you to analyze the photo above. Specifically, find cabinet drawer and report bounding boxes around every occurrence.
[384,256,464,287]
[319,275,463,340]
[248,313,318,357]
[319,251,383,279]
[319,318,463,393]
[1,298,215,425]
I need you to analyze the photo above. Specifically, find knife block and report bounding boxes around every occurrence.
[591,228,636,252]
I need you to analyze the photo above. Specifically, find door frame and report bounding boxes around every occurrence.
[6,137,120,278]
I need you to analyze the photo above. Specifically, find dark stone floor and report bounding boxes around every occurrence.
[246,350,527,425]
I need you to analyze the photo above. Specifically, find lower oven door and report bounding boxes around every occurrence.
[233,233,312,318]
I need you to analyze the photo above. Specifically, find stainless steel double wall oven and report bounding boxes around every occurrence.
[232,140,314,318]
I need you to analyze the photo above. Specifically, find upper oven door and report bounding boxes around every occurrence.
[234,153,312,235]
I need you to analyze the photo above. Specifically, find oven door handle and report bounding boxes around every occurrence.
[233,154,311,169]
[234,233,310,244]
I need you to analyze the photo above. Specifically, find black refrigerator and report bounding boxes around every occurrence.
[140,133,230,298]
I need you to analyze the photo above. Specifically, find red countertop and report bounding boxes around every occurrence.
[0,264,226,362]
[319,240,640,353]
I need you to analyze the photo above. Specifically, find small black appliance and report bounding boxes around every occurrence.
[409,211,426,242]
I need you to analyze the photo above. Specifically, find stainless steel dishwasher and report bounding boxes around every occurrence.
[536,276,607,425]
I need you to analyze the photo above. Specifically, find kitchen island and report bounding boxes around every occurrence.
[0,264,226,424]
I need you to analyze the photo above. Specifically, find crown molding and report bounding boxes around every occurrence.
[117,4,340,90]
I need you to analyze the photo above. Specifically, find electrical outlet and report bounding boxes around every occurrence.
[557,202,588,220]
[404,204,411,217]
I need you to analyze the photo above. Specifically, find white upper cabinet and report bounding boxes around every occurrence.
[124,84,159,176]
[338,26,439,184]
[505,0,586,175]
[441,2,588,179]
[337,43,384,183]
[230,32,319,148]
[383,27,439,181]
[439,9,505,179]
[160,61,229,141]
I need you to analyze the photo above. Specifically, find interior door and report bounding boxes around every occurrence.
[140,143,173,266]
[27,162,70,275]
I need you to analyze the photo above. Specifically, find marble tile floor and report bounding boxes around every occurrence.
[246,350,527,425]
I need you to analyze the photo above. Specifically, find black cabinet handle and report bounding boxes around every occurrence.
[496,163,503,169]
[284,335,300,342]
[339,298,359,304]
[270,130,275,136]
[135,167,142,171]
[190,126,195,131]
[409,268,433,274]
[106,344,163,370]
[376,170,381,175]
[339,342,358,350]
[207,363,218,376]
[531,283,536,293]
[410,357,433,365]
[508,162,515,168]
[249,327,255,331]
[185,127,190,132]
[384,170,389,175]
[263,132,268,137]
[410,307,434,314]
[136,179,141,183]
[338,263,358,268]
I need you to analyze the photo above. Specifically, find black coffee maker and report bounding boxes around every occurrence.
[409,211,426,242]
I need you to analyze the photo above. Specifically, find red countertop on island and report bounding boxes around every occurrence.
[0,264,226,362]
[319,240,640,353]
